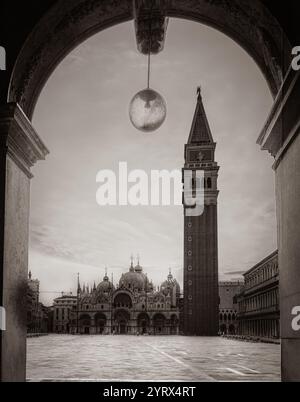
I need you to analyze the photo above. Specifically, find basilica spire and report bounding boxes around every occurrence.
[104,267,109,281]
[135,254,142,273]
[77,273,81,294]
[130,255,134,272]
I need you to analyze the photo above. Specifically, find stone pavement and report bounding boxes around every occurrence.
[27,335,280,382]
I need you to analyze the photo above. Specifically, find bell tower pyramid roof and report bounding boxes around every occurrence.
[188,87,214,145]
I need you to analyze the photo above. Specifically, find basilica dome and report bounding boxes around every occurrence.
[119,260,148,291]
[97,272,114,293]
[160,270,180,295]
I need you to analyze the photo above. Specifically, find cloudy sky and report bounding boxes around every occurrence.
[30,19,277,305]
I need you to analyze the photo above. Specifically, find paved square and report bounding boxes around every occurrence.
[27,335,280,382]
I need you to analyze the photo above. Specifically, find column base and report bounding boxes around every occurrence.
[281,339,300,382]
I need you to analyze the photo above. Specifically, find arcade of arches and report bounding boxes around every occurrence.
[0,0,300,382]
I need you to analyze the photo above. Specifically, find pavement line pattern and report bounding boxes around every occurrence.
[233,364,261,374]
[224,368,247,376]
[144,342,216,382]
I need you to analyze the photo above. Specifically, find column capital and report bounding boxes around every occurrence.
[0,103,49,178]
[257,67,300,169]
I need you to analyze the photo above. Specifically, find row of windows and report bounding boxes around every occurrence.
[55,307,72,320]
[191,177,213,189]
[239,289,279,313]
[188,163,213,169]
[220,313,236,322]
[245,260,278,289]
[81,303,171,311]
[55,300,76,305]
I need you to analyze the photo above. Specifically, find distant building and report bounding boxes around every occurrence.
[67,259,180,335]
[219,281,244,335]
[53,294,77,333]
[237,251,279,340]
[27,272,50,334]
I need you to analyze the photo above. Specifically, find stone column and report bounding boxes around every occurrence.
[257,68,300,382]
[0,103,49,382]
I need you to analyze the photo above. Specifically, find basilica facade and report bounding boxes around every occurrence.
[68,260,180,335]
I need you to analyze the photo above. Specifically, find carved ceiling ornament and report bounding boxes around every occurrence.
[8,0,291,120]
[133,0,169,54]
[0,104,49,178]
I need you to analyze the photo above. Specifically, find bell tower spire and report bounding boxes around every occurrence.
[187,87,214,145]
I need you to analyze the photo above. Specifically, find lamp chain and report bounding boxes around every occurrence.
[147,4,153,89]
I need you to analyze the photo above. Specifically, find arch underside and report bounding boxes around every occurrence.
[8,0,291,121]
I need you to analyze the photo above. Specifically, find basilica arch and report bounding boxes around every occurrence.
[169,314,179,335]
[0,0,299,382]
[137,313,150,335]
[153,313,167,335]
[79,314,92,335]
[113,292,133,309]
[114,309,131,335]
[94,313,107,335]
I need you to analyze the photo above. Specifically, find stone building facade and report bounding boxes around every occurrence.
[53,294,78,334]
[68,260,180,335]
[237,251,279,340]
[27,272,50,334]
[219,281,244,335]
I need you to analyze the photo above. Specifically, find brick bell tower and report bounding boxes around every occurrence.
[183,88,219,336]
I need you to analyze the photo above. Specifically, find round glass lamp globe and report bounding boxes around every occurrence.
[129,88,167,132]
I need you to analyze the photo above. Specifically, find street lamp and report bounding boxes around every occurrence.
[129,1,167,133]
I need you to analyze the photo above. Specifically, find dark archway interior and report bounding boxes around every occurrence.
[114,293,133,309]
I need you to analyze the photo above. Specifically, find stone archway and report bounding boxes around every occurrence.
[7,0,291,120]
[113,292,133,309]
[0,0,299,382]
[220,324,227,335]
[229,324,236,335]
[137,313,150,335]
[153,313,166,335]
[94,313,107,335]
[170,314,179,335]
[79,314,92,335]
[114,309,131,335]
